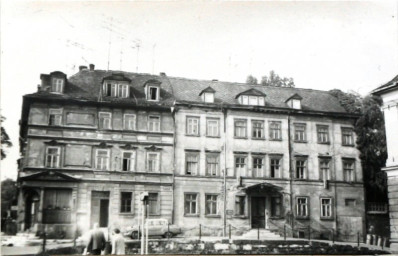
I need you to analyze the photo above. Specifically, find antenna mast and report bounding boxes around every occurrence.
[107,17,113,71]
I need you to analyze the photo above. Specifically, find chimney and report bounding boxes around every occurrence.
[159,72,166,77]
[79,65,88,71]
[89,64,95,71]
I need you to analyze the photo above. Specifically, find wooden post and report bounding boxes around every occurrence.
[42,232,46,253]
[257,226,260,240]
[332,229,334,244]
[168,223,170,240]
[357,232,360,247]
[284,225,286,241]
[199,224,201,241]
[229,224,231,240]
[308,226,311,241]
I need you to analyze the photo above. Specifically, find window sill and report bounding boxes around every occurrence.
[205,215,221,218]
[251,137,266,140]
[234,137,248,140]
[149,213,161,216]
[185,134,200,137]
[294,140,308,143]
[233,215,248,219]
[320,217,334,221]
[184,214,200,217]
[342,144,355,147]
[317,142,330,145]
[269,139,282,141]
[206,136,221,138]
[119,212,135,216]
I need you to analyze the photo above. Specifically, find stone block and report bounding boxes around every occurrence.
[242,244,252,250]
[214,243,229,250]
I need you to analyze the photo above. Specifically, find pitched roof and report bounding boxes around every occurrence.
[199,86,216,96]
[285,93,303,102]
[372,75,398,95]
[25,69,348,114]
[235,88,267,98]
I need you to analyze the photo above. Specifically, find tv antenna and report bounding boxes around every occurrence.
[129,39,141,72]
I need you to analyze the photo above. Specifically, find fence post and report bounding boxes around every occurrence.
[199,224,201,241]
[284,225,286,241]
[42,232,46,253]
[357,232,360,247]
[229,224,231,240]
[73,227,77,248]
[308,226,311,242]
[258,226,260,240]
[332,229,334,244]
[168,223,170,240]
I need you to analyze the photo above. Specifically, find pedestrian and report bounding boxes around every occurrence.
[111,228,125,255]
[86,223,106,255]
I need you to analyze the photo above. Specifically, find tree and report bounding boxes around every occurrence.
[246,75,258,85]
[1,179,17,218]
[329,89,388,201]
[260,70,295,87]
[1,116,12,160]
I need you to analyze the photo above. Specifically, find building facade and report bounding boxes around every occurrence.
[17,66,365,241]
[373,75,398,251]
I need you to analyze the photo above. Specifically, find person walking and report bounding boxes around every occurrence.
[86,223,106,255]
[111,228,125,255]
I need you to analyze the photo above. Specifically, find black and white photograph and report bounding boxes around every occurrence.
[1,1,397,255]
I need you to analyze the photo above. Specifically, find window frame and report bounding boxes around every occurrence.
[120,191,134,214]
[48,108,63,126]
[186,116,200,136]
[147,85,160,101]
[295,196,309,219]
[252,155,264,178]
[295,158,307,180]
[205,194,219,217]
[271,196,282,218]
[95,148,110,171]
[269,121,282,141]
[341,127,355,146]
[319,158,331,181]
[234,195,246,216]
[146,152,160,172]
[235,155,247,177]
[184,193,199,216]
[148,192,160,215]
[51,78,64,93]
[185,152,199,176]
[203,92,214,103]
[343,159,356,182]
[123,114,136,131]
[121,151,136,172]
[206,153,220,176]
[45,146,61,168]
[269,156,282,178]
[98,112,112,130]
[320,197,333,220]
[317,125,330,144]
[148,115,161,132]
[234,119,247,138]
[294,123,307,142]
[206,118,220,137]
[251,120,265,139]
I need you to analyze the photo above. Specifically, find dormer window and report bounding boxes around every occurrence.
[199,86,216,103]
[144,79,161,102]
[286,94,302,110]
[103,82,129,98]
[236,88,266,106]
[51,78,64,93]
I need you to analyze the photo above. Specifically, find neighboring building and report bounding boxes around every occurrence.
[372,74,398,251]
[17,65,365,241]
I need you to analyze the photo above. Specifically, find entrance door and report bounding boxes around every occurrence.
[251,197,266,228]
[99,199,109,228]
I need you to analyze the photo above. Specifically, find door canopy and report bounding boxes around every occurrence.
[242,182,283,194]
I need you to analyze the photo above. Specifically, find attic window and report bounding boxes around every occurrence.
[51,78,64,93]
[291,99,301,109]
[239,96,265,106]
[286,94,302,110]
[103,82,129,98]
[203,93,214,103]
[149,86,159,101]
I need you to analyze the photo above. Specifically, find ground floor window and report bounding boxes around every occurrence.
[320,197,333,219]
[296,197,309,218]
[120,192,133,213]
[148,193,159,215]
[184,193,198,215]
[43,189,72,224]
[271,196,282,217]
[205,194,219,216]
[235,195,245,216]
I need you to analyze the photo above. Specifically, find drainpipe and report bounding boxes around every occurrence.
[287,114,294,231]
[223,106,227,237]
[171,106,176,224]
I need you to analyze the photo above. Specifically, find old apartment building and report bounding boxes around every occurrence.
[17,65,365,240]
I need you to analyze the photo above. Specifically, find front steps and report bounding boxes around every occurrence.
[241,228,282,240]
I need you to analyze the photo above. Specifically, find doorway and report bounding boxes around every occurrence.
[251,197,266,228]
[24,191,40,230]
[99,199,109,228]
[91,191,110,228]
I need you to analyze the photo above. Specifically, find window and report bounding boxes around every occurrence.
[235,156,247,176]
[104,83,112,96]
[241,95,249,105]
[296,197,308,218]
[294,123,306,142]
[184,193,198,215]
[271,196,282,217]
[103,83,129,98]
[123,114,136,130]
[148,86,159,101]
[147,152,160,172]
[270,157,281,178]
[186,153,199,175]
[43,189,71,224]
[342,128,354,146]
[252,156,264,177]
[186,117,199,135]
[206,154,219,176]
[205,194,218,215]
[295,159,307,179]
[345,198,357,206]
[317,125,329,143]
[249,96,258,105]
[269,121,282,140]
[51,78,64,93]
[258,97,265,106]
[148,193,159,215]
[235,196,245,215]
[148,116,160,132]
[122,151,135,172]
[120,192,133,213]
[206,118,219,137]
[252,120,264,139]
[119,84,129,98]
[320,198,332,219]
[99,112,112,130]
[234,120,247,138]
[49,109,62,126]
[319,158,330,181]
[96,149,110,171]
[46,147,60,168]
[203,93,214,103]
[343,159,355,182]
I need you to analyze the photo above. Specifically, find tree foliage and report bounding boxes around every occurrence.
[261,70,295,87]
[246,75,258,85]
[1,116,12,160]
[329,90,387,201]
[1,179,17,218]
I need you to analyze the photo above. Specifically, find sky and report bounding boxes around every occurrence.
[1,1,397,180]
